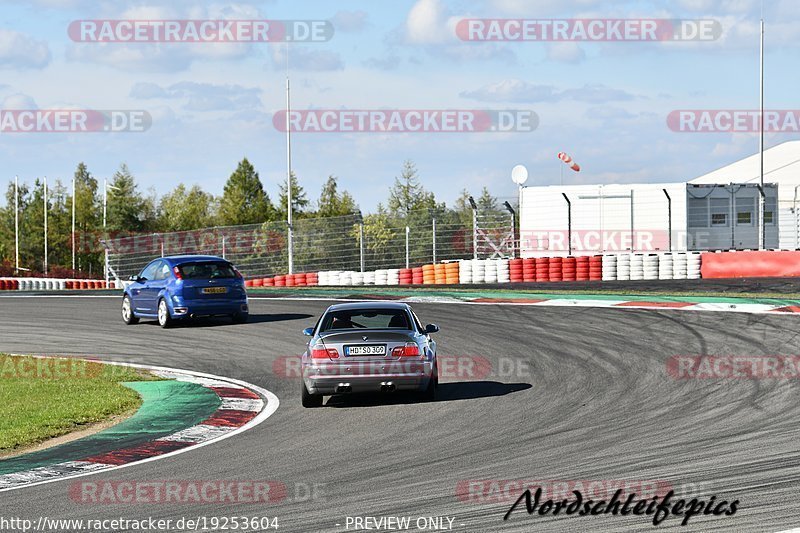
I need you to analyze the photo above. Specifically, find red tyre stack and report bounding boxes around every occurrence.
[294,273,307,286]
[549,257,563,282]
[0,280,6,290]
[80,281,89,290]
[562,257,577,281]
[589,255,603,281]
[306,272,319,286]
[522,258,536,282]
[11,280,19,290]
[264,277,275,287]
[252,278,264,288]
[509,259,524,283]
[285,274,296,287]
[575,256,590,281]
[399,268,413,285]
[535,257,550,282]
[274,275,286,287]
[411,267,424,285]
[245,279,254,288]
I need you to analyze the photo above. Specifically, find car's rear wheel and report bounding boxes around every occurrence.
[158,298,173,328]
[302,383,323,408]
[121,295,139,325]
[422,364,438,402]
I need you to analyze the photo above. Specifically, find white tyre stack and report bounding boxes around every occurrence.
[387,269,401,285]
[329,271,342,286]
[351,271,364,285]
[471,259,486,284]
[672,252,688,280]
[601,254,618,281]
[496,259,510,283]
[363,271,376,285]
[616,254,631,281]
[484,259,498,283]
[630,253,644,281]
[687,252,702,279]
[658,253,674,280]
[643,254,659,281]
[339,271,353,286]
[318,271,329,286]
[374,269,389,286]
[459,260,473,284]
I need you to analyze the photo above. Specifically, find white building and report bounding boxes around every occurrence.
[519,141,799,257]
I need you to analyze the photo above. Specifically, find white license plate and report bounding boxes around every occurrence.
[346,345,386,356]
[202,287,228,294]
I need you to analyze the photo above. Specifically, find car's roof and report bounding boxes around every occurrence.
[326,301,411,312]
[161,255,227,264]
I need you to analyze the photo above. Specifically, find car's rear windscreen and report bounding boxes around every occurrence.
[177,261,236,279]
[320,309,410,331]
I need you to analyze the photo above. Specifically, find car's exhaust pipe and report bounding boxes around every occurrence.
[380,382,396,392]
[335,384,352,393]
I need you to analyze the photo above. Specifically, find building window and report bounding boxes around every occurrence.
[710,197,729,227]
[687,197,708,228]
[736,197,754,226]
[765,196,777,225]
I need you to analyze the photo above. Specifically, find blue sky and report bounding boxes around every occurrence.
[0,0,798,211]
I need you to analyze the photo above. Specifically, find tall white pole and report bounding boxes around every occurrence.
[43,177,48,274]
[758,17,766,250]
[103,177,108,286]
[14,175,19,274]
[103,177,107,229]
[285,45,294,274]
[71,174,76,270]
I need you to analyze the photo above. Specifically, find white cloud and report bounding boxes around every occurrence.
[406,0,450,44]
[0,30,51,69]
[2,93,38,110]
[546,42,585,63]
[462,79,635,103]
[130,81,262,112]
[270,44,344,71]
[332,10,369,33]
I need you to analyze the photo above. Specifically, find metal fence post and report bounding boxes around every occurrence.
[359,222,365,273]
[222,235,226,259]
[630,190,635,252]
[432,217,436,264]
[561,193,572,256]
[503,201,516,258]
[663,188,672,252]
[405,226,410,268]
[469,196,478,259]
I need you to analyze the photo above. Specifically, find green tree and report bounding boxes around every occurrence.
[219,158,275,226]
[317,175,357,218]
[106,164,152,232]
[387,160,436,215]
[158,184,217,231]
[279,172,310,219]
[71,163,101,273]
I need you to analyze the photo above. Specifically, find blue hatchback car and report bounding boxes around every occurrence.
[122,255,249,328]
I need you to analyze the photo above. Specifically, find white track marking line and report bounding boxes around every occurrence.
[0,360,280,493]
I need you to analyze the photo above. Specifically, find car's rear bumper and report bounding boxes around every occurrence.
[177,299,248,318]
[302,360,434,394]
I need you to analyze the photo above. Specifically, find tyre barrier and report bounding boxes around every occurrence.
[0,278,112,290]
[259,251,711,288]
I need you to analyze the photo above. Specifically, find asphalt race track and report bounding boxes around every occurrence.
[1,295,800,532]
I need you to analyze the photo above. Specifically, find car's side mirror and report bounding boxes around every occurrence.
[424,324,439,334]
[302,327,314,336]
[129,275,143,283]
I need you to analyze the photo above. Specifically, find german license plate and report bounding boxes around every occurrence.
[202,287,227,294]
[345,345,386,356]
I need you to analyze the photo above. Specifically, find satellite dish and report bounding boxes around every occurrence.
[511,164,529,185]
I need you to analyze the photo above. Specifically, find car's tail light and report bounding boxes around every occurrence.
[172,266,183,280]
[311,344,339,359]
[392,343,421,357]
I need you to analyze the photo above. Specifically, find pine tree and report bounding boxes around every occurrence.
[219,158,275,225]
